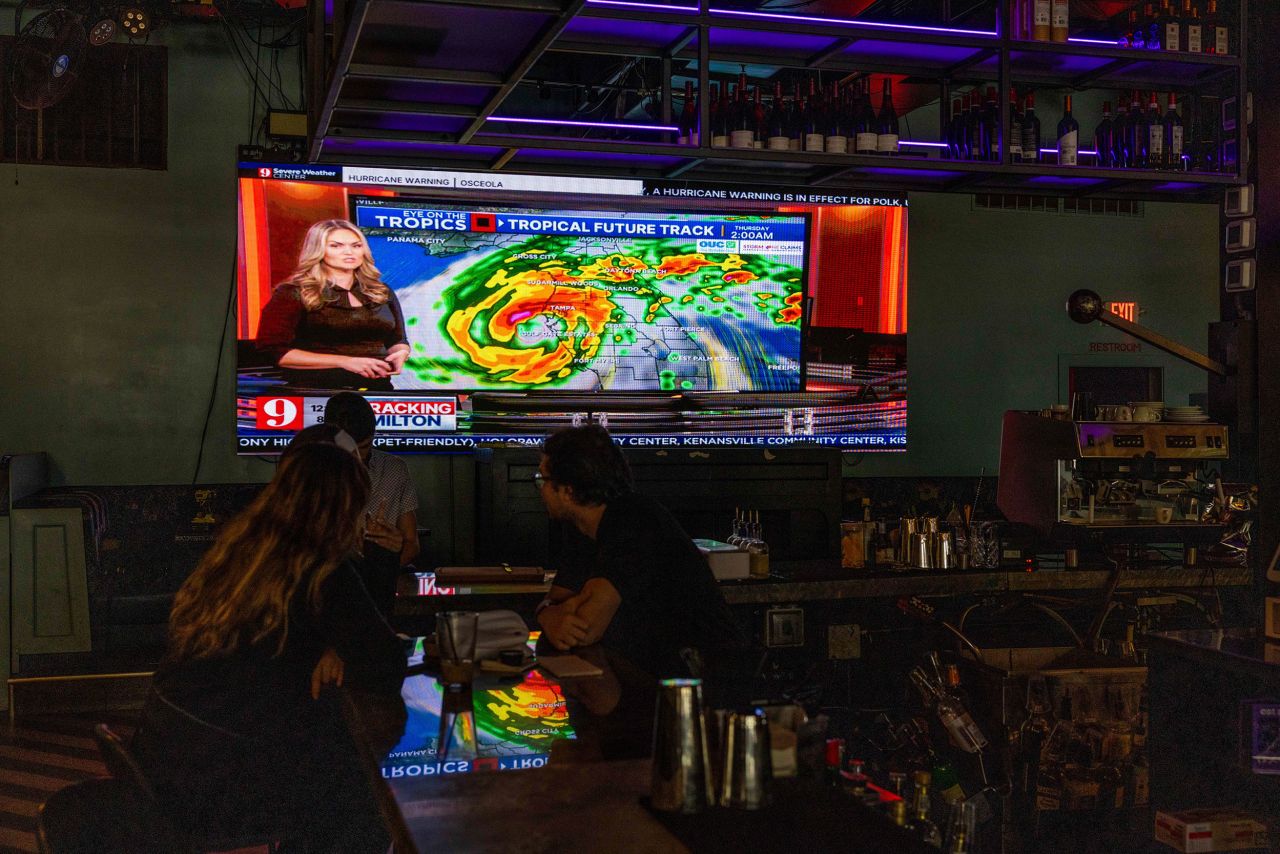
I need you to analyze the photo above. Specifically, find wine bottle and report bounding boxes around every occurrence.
[946,97,963,159]
[1161,1,1181,49]
[966,90,984,161]
[825,82,849,154]
[1051,0,1070,42]
[877,78,899,155]
[1148,0,1166,49]
[1008,88,1024,163]
[1021,92,1041,163]
[1112,97,1130,167]
[788,81,803,151]
[710,84,728,148]
[678,81,698,146]
[1207,0,1228,54]
[982,86,1000,161]
[1185,1,1202,52]
[752,85,767,149]
[855,79,878,154]
[1094,101,1114,167]
[1057,94,1079,166]
[1033,0,1051,41]
[1146,92,1164,167]
[730,75,754,149]
[1130,91,1150,167]
[1163,92,1184,169]
[766,82,790,151]
[804,77,824,152]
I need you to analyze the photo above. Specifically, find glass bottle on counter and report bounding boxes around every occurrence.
[1112,97,1130,166]
[877,79,899,155]
[907,771,943,848]
[1206,0,1228,54]
[1146,92,1165,169]
[710,84,728,148]
[766,82,789,151]
[1164,91,1184,169]
[1094,101,1114,167]
[911,668,988,754]
[1021,92,1041,162]
[855,79,878,155]
[1008,88,1024,163]
[946,801,974,854]
[746,511,770,578]
[677,81,698,146]
[1057,94,1079,166]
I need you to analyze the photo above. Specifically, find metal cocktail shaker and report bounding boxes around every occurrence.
[651,678,714,813]
[720,708,772,809]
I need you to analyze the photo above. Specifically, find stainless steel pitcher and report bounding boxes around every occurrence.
[651,678,714,813]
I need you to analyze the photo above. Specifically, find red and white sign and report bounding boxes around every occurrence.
[366,397,457,431]
[255,396,303,430]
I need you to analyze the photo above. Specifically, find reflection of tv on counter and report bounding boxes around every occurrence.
[235,163,907,454]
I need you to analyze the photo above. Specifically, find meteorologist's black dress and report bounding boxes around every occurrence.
[130,558,406,853]
[256,282,409,391]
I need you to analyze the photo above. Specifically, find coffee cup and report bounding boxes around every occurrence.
[1133,405,1162,422]
[1115,406,1133,422]
[1155,506,1174,524]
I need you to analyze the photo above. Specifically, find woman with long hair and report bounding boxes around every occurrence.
[256,219,411,390]
[130,442,405,852]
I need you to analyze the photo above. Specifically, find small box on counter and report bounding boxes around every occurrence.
[1154,808,1268,853]
[694,539,750,580]
[1240,699,1280,775]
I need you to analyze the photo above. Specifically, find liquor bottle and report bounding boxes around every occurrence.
[907,771,943,848]
[730,77,754,149]
[981,87,1000,162]
[1164,91,1184,169]
[966,90,985,161]
[1132,10,1148,48]
[1008,88,1024,163]
[1207,0,1228,54]
[1057,94,1079,166]
[1185,1,1202,52]
[677,81,698,146]
[1129,90,1148,167]
[766,82,790,151]
[1146,92,1164,168]
[1159,0,1180,49]
[946,97,963,159]
[1112,97,1130,167]
[890,800,909,829]
[746,510,770,578]
[710,84,728,148]
[946,802,972,854]
[1021,92,1041,162]
[752,85,767,149]
[876,79,899,155]
[1033,0,1051,41]
[1094,101,1114,167]
[1050,0,1069,42]
[803,78,824,152]
[911,668,988,753]
[825,83,849,154]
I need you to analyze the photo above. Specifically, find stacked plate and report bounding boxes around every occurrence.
[1166,405,1210,423]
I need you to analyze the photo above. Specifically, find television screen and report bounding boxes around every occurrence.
[236,164,907,453]
[381,634,575,778]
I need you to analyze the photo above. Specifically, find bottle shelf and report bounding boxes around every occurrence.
[311,0,1247,201]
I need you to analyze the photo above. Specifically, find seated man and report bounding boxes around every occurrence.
[534,425,741,678]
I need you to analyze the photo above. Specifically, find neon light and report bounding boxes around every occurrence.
[899,141,949,148]
[584,0,698,10]
[707,7,997,37]
[487,116,680,132]
[1040,148,1099,155]
[1068,36,1126,45]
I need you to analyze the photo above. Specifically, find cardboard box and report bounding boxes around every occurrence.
[1241,700,1280,775]
[1154,808,1268,853]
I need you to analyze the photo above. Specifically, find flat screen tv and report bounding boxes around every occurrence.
[235,164,907,453]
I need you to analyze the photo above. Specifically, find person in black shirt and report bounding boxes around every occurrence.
[255,219,410,390]
[534,426,740,678]
[130,442,405,852]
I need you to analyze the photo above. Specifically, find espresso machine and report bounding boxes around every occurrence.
[997,411,1230,561]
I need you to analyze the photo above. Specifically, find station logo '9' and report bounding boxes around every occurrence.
[256,396,303,430]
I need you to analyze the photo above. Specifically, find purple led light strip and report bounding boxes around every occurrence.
[1040,147,1099,155]
[487,115,680,132]
[1068,36,1129,45]
[584,0,698,11]
[707,7,997,37]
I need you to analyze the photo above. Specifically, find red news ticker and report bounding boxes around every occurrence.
[369,400,456,416]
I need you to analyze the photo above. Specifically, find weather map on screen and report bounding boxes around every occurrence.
[352,201,808,394]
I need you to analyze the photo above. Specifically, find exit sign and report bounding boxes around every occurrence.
[1108,301,1138,322]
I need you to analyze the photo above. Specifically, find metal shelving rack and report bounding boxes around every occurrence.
[305,0,1247,200]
